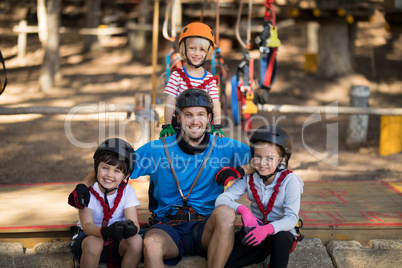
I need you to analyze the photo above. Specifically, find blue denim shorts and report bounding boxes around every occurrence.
[145,215,210,265]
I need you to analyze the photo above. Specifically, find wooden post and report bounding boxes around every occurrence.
[305,21,319,73]
[17,20,27,61]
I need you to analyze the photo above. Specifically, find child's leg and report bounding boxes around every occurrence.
[269,231,294,268]
[80,235,104,268]
[119,234,143,268]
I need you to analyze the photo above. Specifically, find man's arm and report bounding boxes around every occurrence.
[67,171,96,209]
[215,163,255,186]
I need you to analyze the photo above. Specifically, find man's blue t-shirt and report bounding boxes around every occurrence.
[131,134,250,217]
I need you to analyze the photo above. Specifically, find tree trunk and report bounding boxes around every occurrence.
[39,0,61,92]
[317,21,353,78]
[84,0,101,52]
[37,0,48,45]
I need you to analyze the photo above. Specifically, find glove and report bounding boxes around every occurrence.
[100,221,125,240]
[123,220,138,239]
[160,124,176,138]
[236,205,263,229]
[210,124,225,136]
[242,224,275,246]
[215,166,245,186]
[68,184,90,209]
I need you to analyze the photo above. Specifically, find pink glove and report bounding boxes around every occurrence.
[242,224,275,246]
[236,205,263,229]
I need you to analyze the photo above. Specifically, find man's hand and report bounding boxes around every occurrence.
[210,124,225,137]
[242,224,275,246]
[68,184,90,209]
[160,124,176,138]
[236,205,263,229]
[100,221,125,240]
[215,166,245,186]
[123,220,138,239]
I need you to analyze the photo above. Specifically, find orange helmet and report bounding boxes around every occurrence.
[179,22,215,48]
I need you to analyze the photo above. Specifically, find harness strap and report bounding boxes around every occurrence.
[161,135,218,205]
[249,170,292,224]
[89,184,126,227]
[262,47,277,88]
[175,67,219,91]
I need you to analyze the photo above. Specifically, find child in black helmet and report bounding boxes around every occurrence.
[70,138,142,267]
[161,22,224,138]
[215,125,304,268]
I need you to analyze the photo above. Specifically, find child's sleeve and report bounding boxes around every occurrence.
[206,74,219,100]
[271,174,303,233]
[215,178,247,212]
[124,185,140,209]
[164,70,181,97]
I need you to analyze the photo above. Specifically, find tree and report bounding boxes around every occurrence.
[38,0,61,92]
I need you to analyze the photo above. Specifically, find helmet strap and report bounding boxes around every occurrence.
[184,41,211,68]
[255,156,285,183]
[94,164,129,208]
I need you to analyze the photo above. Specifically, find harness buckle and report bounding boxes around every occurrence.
[295,219,304,242]
[148,213,156,226]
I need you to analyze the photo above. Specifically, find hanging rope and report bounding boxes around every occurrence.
[235,0,253,50]
[162,0,176,42]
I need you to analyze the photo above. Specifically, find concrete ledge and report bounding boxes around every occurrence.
[2,239,401,268]
[326,239,402,268]
[288,238,334,268]
[0,242,73,268]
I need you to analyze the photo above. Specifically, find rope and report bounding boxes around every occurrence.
[162,0,176,42]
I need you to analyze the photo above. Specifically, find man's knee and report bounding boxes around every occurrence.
[143,231,162,252]
[213,205,236,227]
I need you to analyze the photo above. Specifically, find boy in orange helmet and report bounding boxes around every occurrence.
[161,22,224,138]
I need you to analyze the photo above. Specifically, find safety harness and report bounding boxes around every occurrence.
[152,135,218,223]
[248,170,304,243]
[258,0,280,90]
[70,185,126,268]
[89,184,126,228]
[175,67,219,91]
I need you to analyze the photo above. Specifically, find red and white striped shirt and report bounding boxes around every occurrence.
[164,66,219,100]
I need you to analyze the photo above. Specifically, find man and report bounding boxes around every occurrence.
[68,88,252,267]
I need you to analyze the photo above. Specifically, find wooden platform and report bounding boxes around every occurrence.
[1,179,401,247]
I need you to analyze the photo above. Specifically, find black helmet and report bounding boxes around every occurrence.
[175,88,213,114]
[249,125,293,161]
[94,138,135,177]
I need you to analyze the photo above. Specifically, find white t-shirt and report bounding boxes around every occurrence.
[77,182,140,228]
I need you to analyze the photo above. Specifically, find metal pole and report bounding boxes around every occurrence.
[151,0,160,141]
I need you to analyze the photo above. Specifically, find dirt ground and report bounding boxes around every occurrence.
[0,10,401,185]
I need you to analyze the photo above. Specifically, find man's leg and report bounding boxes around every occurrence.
[201,205,236,268]
[143,228,179,268]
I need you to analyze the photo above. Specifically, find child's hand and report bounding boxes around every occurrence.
[68,184,90,209]
[215,166,245,186]
[159,124,176,138]
[100,221,125,240]
[242,224,275,246]
[236,204,263,228]
[210,124,225,137]
[123,220,138,239]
